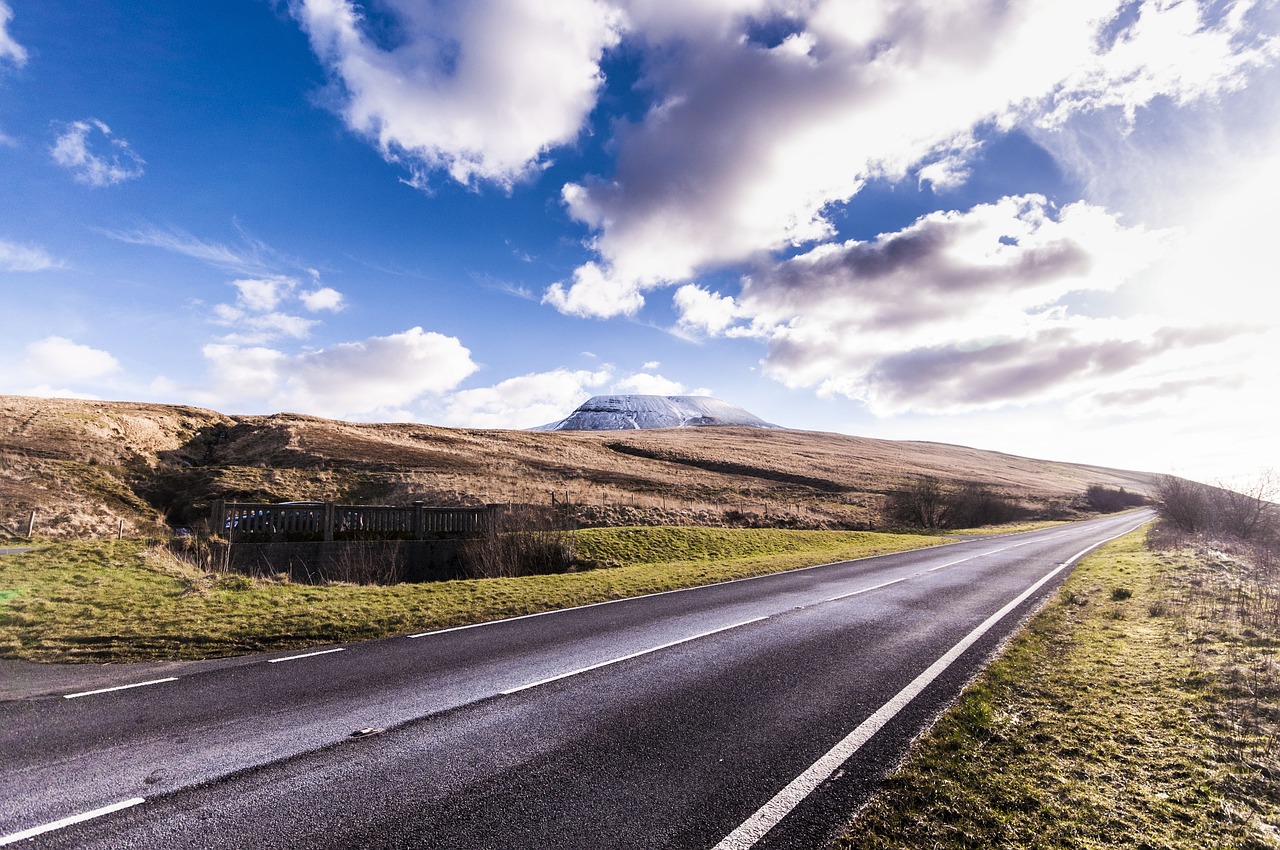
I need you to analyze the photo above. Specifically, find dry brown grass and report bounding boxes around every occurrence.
[0,395,1161,540]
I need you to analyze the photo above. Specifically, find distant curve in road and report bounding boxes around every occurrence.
[0,511,1153,849]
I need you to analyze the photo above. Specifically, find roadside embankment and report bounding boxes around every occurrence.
[836,526,1280,849]
[0,527,945,664]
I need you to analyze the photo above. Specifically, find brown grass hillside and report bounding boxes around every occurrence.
[0,395,1159,539]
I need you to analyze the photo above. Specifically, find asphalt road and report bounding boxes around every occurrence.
[0,511,1153,849]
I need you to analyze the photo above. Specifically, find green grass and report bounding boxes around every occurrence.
[836,527,1280,850]
[0,527,943,663]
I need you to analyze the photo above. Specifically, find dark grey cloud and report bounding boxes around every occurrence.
[855,324,1243,412]
[742,199,1095,331]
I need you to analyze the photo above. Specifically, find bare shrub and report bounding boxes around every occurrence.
[460,505,578,579]
[1156,472,1278,544]
[1156,475,1215,533]
[1210,471,1276,543]
[884,477,1029,530]
[1084,484,1148,513]
[885,476,952,529]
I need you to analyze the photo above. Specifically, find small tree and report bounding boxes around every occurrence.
[886,476,951,529]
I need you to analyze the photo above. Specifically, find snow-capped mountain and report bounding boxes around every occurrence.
[535,395,782,431]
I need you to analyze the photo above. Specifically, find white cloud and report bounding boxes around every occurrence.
[542,260,647,318]
[612,371,686,395]
[673,283,742,336]
[22,336,121,383]
[209,274,348,343]
[0,238,62,272]
[102,225,277,274]
[18,385,103,401]
[213,310,319,343]
[300,286,345,312]
[289,0,623,187]
[437,362,699,427]
[201,327,478,419]
[1038,0,1279,129]
[50,119,145,187]
[441,367,614,428]
[546,0,1280,318]
[232,276,293,312]
[0,1,26,66]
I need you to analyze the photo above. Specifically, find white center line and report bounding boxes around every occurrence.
[0,798,145,846]
[63,678,178,700]
[267,647,345,664]
[714,519,1148,849]
[501,616,769,695]
[821,536,1073,604]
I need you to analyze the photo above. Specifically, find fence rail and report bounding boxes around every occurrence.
[210,501,491,542]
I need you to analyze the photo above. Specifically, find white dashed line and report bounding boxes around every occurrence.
[501,616,769,695]
[63,678,179,700]
[0,798,145,846]
[266,647,345,664]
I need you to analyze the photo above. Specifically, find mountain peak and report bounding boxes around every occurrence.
[535,395,782,431]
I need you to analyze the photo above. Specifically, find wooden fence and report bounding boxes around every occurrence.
[210,501,492,542]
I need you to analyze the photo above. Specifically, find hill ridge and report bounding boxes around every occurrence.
[0,395,1159,539]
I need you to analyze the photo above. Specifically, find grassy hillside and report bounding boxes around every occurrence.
[0,395,1160,540]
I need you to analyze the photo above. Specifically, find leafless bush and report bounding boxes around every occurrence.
[884,477,1029,530]
[1155,475,1215,533]
[885,476,952,529]
[321,541,408,585]
[1084,484,1148,513]
[460,505,578,578]
[1156,472,1279,544]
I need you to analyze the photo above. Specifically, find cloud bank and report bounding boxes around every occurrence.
[672,194,1244,413]
[542,0,1274,318]
[201,326,478,420]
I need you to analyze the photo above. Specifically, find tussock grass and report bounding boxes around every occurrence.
[0,527,942,663]
[837,527,1280,850]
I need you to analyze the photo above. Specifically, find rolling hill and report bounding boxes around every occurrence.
[0,395,1160,539]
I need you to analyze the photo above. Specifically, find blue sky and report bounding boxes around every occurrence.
[1,0,1277,485]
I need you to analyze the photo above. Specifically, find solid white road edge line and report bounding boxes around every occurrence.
[501,616,770,695]
[63,678,179,700]
[267,647,345,664]
[0,798,145,846]
[713,519,1149,850]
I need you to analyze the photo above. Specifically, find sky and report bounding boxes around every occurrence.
[1,0,1277,487]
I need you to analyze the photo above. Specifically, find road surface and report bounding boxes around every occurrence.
[0,511,1152,848]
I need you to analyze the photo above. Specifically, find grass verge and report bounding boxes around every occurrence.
[836,526,1280,850]
[0,527,943,663]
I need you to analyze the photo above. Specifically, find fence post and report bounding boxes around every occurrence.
[210,500,225,540]
[323,502,335,542]
[413,501,425,540]
[26,510,36,539]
